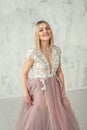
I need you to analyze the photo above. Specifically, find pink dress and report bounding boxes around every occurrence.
[13,44,80,130]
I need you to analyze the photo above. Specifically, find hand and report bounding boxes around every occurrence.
[24,91,33,106]
[61,87,66,97]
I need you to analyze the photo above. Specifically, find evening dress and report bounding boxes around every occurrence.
[13,44,80,130]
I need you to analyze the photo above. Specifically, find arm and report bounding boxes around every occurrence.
[56,63,66,96]
[21,58,34,105]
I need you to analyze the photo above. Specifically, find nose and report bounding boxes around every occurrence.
[43,29,48,32]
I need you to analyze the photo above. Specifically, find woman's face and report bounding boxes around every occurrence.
[38,23,52,41]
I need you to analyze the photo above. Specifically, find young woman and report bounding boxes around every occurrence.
[13,20,80,130]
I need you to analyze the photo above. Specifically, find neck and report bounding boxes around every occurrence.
[40,41,50,50]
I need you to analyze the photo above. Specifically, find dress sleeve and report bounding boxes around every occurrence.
[56,46,62,65]
[25,47,35,61]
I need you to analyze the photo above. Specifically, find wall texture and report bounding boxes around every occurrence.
[0,0,87,98]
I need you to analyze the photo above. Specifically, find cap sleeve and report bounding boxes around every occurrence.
[56,45,62,64]
[25,47,35,61]
[56,45,62,54]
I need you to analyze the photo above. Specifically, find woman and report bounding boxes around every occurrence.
[13,20,80,130]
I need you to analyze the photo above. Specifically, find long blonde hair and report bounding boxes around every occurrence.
[34,20,54,50]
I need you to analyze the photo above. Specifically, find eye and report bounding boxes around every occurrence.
[46,26,50,30]
[39,29,43,32]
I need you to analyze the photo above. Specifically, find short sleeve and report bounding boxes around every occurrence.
[56,46,62,55]
[25,47,35,61]
[56,45,62,65]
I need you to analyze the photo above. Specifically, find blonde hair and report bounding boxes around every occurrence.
[34,20,54,50]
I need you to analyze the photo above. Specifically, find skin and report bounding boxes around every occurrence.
[21,23,65,106]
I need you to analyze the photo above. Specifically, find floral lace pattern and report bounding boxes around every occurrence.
[25,44,61,78]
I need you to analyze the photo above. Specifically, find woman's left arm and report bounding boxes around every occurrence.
[56,64,66,97]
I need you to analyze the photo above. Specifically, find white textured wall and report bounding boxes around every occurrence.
[0,0,87,98]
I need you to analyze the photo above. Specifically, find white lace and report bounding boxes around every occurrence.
[25,44,61,79]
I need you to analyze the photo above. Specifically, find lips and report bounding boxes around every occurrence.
[43,33,49,36]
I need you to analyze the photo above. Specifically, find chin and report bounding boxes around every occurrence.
[42,37,51,41]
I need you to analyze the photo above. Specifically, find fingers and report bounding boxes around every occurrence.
[62,90,66,98]
[24,94,33,106]
[26,98,33,106]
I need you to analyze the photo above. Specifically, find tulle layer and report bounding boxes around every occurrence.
[13,75,80,130]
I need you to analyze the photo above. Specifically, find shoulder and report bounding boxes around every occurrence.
[27,46,36,53]
[53,44,62,55]
[25,46,36,60]
[26,46,37,55]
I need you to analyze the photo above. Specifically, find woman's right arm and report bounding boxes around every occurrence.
[21,58,34,105]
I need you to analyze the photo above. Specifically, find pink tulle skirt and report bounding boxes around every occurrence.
[13,75,80,130]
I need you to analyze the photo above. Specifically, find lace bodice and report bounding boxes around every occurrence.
[25,44,61,79]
